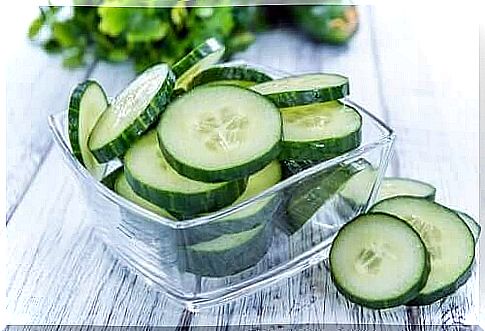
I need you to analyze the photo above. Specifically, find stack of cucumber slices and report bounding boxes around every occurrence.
[67,38,479,300]
[330,181,480,309]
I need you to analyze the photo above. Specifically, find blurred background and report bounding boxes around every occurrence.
[5,3,480,325]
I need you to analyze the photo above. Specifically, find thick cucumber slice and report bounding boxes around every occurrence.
[68,80,108,179]
[180,222,272,277]
[251,73,349,108]
[339,165,377,206]
[178,161,282,244]
[330,213,430,309]
[173,38,225,90]
[455,210,481,243]
[370,197,476,305]
[280,101,362,161]
[158,85,282,183]
[188,63,273,90]
[115,171,173,219]
[377,178,436,202]
[124,131,246,215]
[283,160,367,234]
[88,64,175,162]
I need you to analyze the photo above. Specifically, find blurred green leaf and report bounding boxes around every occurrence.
[28,16,44,39]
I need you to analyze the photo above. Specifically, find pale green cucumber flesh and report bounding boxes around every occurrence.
[158,85,282,182]
[330,213,430,309]
[88,64,175,162]
[377,177,436,202]
[370,197,475,305]
[68,80,108,179]
[280,101,362,161]
[251,73,349,107]
[124,131,246,215]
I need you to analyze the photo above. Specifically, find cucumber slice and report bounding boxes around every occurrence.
[88,64,175,162]
[455,210,481,243]
[330,213,430,309]
[251,73,349,108]
[188,63,273,90]
[158,85,282,182]
[377,178,436,202]
[280,101,362,161]
[115,171,174,219]
[173,38,225,90]
[283,160,364,234]
[180,222,272,277]
[370,197,476,305]
[281,159,319,179]
[178,161,282,244]
[124,131,246,215]
[68,80,108,179]
[339,165,377,206]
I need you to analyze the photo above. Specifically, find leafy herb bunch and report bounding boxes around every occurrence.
[29,1,265,72]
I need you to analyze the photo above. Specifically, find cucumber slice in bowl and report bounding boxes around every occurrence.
[180,222,273,277]
[377,177,436,202]
[173,38,225,90]
[370,197,476,306]
[158,85,282,183]
[115,171,173,219]
[88,64,175,163]
[338,164,377,207]
[251,73,349,108]
[280,101,362,161]
[178,160,282,244]
[330,213,430,309]
[68,80,108,179]
[124,131,246,215]
[188,63,273,90]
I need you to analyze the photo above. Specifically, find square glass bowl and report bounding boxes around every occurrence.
[48,72,394,310]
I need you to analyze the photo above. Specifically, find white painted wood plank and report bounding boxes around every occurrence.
[6,7,93,221]
[371,4,479,325]
[6,147,184,325]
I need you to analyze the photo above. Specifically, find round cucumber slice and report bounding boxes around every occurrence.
[377,177,436,202]
[188,63,273,90]
[251,73,349,107]
[339,165,377,206]
[88,64,175,163]
[173,38,225,90]
[124,131,246,215]
[280,101,362,161]
[370,197,476,306]
[158,85,282,183]
[330,213,430,309]
[68,80,108,179]
[115,171,174,219]
[455,210,481,243]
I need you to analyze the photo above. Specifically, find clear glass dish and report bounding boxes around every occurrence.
[48,65,395,310]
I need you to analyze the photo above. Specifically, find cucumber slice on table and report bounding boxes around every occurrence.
[88,64,175,163]
[377,178,436,202]
[330,213,430,309]
[280,101,362,161]
[188,63,273,90]
[339,164,377,206]
[158,85,282,183]
[115,171,173,219]
[251,73,349,108]
[455,210,481,243]
[124,131,246,215]
[181,222,272,277]
[370,197,475,305]
[68,80,108,179]
[178,160,282,244]
[172,38,225,90]
[283,159,367,234]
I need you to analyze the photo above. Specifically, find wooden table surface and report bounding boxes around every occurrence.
[6,5,481,327]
